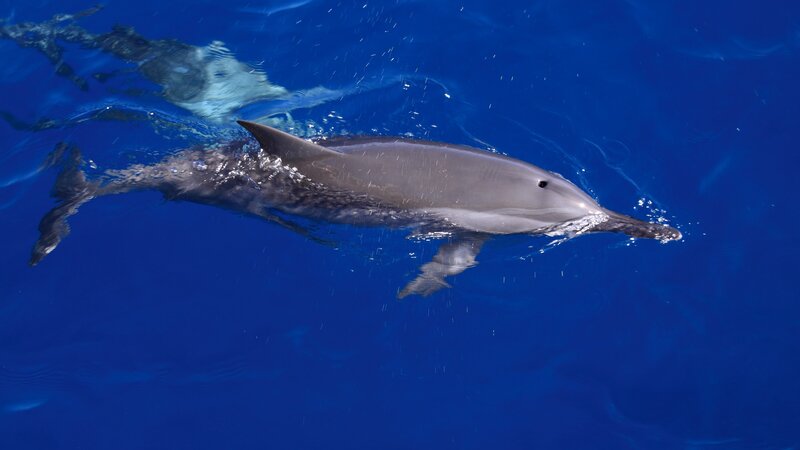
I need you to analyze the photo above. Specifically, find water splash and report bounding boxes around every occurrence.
[407,230,455,242]
[632,197,682,240]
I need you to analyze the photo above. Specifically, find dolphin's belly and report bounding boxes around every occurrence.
[425,208,550,234]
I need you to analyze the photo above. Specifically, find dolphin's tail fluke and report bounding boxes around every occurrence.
[30,143,99,266]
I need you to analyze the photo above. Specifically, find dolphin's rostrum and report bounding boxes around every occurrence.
[31,121,681,297]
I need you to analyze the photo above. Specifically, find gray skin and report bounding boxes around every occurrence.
[32,121,681,298]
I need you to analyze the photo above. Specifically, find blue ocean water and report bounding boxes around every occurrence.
[1,0,798,448]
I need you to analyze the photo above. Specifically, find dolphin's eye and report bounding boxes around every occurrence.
[538,180,548,188]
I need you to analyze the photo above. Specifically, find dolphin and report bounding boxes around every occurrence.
[0,6,289,121]
[31,121,681,297]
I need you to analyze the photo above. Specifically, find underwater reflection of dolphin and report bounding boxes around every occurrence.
[31,122,681,298]
[0,6,289,120]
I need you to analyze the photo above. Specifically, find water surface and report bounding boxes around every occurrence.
[1,0,798,448]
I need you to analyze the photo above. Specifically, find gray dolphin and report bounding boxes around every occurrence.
[31,121,681,297]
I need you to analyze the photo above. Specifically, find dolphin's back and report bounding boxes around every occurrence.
[236,121,549,212]
[314,137,549,211]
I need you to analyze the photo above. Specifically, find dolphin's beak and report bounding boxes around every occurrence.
[592,209,682,242]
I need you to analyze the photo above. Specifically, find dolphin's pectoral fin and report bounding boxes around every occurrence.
[398,235,488,299]
[236,120,343,164]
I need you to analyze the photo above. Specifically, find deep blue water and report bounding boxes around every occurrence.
[1,0,799,448]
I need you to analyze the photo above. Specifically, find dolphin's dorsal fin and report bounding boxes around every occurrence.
[237,120,342,163]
